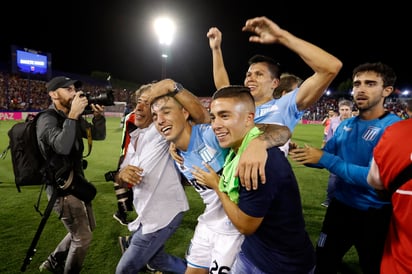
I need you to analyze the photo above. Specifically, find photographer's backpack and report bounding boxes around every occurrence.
[6,109,57,192]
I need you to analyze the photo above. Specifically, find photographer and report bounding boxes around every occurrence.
[36,76,106,273]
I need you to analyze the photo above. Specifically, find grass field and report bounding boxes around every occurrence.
[0,117,361,273]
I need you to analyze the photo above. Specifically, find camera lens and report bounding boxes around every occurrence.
[82,90,115,115]
[87,90,115,106]
[104,171,117,182]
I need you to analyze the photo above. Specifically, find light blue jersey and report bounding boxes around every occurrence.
[178,124,238,234]
[178,124,228,183]
[254,88,303,132]
[318,113,401,210]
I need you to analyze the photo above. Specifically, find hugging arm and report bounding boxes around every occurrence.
[236,123,291,190]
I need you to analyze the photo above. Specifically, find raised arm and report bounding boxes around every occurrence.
[242,16,342,110]
[150,79,210,124]
[207,27,230,89]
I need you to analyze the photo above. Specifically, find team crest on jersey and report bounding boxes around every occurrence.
[199,145,216,163]
[362,126,380,141]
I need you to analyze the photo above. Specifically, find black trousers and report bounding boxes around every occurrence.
[315,198,391,274]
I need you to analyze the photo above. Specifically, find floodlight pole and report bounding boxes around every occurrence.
[161,50,168,79]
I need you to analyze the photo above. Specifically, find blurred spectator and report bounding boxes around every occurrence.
[321,109,336,148]
[272,73,302,99]
[321,99,353,207]
[403,99,412,118]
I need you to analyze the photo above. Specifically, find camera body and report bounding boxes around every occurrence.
[82,89,115,114]
[104,170,117,182]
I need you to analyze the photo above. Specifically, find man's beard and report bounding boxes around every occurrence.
[61,98,72,110]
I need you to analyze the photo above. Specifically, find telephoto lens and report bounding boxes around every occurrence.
[82,89,115,114]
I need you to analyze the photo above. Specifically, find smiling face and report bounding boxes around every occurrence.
[151,96,190,144]
[244,62,279,106]
[133,90,153,129]
[210,97,254,150]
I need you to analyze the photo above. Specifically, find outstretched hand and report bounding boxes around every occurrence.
[289,144,323,165]
[242,16,282,44]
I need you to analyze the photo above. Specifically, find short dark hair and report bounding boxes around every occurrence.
[212,85,255,110]
[248,54,282,79]
[352,62,396,87]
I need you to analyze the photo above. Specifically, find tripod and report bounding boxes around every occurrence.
[21,186,57,272]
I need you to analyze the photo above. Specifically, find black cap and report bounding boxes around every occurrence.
[46,76,82,92]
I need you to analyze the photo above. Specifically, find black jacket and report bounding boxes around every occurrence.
[36,105,106,183]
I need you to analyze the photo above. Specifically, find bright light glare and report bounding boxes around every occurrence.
[154,17,175,45]
[401,89,410,96]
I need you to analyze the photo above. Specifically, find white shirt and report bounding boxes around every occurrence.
[120,123,189,234]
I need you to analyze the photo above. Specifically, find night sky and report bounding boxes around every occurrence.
[2,0,410,96]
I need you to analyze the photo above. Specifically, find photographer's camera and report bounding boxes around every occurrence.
[81,89,115,114]
[105,170,117,182]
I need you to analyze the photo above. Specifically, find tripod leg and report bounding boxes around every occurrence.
[21,188,57,272]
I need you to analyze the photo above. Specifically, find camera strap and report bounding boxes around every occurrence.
[83,127,92,158]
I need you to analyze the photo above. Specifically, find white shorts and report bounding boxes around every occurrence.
[185,222,244,272]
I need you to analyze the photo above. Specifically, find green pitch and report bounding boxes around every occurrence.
[0,118,361,273]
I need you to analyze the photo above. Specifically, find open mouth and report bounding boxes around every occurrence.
[161,125,172,135]
[215,131,228,142]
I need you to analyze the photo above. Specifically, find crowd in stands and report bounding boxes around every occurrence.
[1,71,410,120]
[0,71,131,112]
[303,95,410,120]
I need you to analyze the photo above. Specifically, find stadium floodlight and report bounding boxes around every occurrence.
[154,17,175,79]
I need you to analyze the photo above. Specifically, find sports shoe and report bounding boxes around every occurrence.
[146,264,163,274]
[118,235,130,254]
[39,259,63,273]
[39,260,52,272]
[113,211,130,226]
[39,255,64,274]
[321,199,330,208]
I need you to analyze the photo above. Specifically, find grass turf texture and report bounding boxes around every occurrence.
[0,118,361,273]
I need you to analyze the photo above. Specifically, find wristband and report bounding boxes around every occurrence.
[172,82,184,96]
